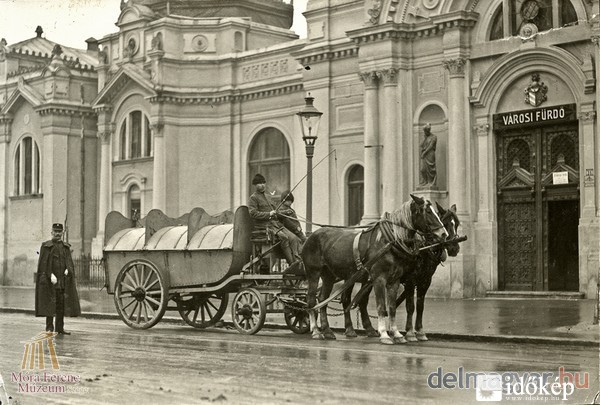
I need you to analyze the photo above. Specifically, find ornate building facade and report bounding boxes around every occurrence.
[0,0,598,299]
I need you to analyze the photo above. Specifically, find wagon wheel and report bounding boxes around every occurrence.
[231,288,266,335]
[114,260,169,329]
[177,292,229,329]
[284,305,310,334]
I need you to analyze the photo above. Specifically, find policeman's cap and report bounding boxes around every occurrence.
[52,223,64,232]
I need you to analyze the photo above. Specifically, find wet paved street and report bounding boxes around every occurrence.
[0,313,597,404]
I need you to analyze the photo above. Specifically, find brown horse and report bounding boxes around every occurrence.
[344,203,462,342]
[401,203,461,342]
[301,195,448,344]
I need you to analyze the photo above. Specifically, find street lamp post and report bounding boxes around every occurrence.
[296,93,323,235]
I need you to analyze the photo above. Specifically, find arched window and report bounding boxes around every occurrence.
[128,184,141,219]
[488,0,578,41]
[347,165,364,226]
[248,128,290,197]
[234,31,244,52]
[119,111,151,160]
[14,136,40,196]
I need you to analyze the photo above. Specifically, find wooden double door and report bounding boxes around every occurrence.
[496,124,580,291]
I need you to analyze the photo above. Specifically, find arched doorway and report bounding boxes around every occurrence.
[347,165,364,225]
[248,127,290,197]
[495,104,579,291]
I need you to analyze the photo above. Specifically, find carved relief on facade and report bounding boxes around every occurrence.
[242,59,289,82]
[377,68,399,85]
[442,58,466,77]
[418,70,445,95]
[358,71,378,88]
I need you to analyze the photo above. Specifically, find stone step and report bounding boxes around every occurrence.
[485,291,585,299]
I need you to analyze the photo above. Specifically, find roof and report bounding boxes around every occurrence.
[103,224,234,251]
[8,36,98,67]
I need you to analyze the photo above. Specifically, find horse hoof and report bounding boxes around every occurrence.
[312,333,325,340]
[394,336,408,344]
[380,337,394,345]
[324,332,337,340]
[405,335,419,342]
[366,329,380,338]
[416,333,429,341]
[345,330,358,338]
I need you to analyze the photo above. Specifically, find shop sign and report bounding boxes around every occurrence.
[552,172,569,185]
[493,104,576,130]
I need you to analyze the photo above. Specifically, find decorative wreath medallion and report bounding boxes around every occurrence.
[519,22,539,38]
[191,35,209,52]
[422,0,440,10]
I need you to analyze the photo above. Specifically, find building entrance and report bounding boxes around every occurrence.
[495,118,579,291]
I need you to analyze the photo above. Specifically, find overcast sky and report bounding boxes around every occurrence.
[0,0,308,49]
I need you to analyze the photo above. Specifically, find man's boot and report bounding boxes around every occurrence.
[281,246,303,276]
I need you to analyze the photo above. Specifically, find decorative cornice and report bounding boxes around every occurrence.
[578,111,596,122]
[358,71,378,88]
[377,68,399,86]
[148,83,304,105]
[296,47,359,67]
[348,12,478,45]
[443,58,466,77]
[36,105,95,117]
[93,104,113,114]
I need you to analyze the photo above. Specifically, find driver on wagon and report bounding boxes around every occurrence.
[248,174,303,275]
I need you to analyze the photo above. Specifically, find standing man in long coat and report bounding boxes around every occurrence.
[35,223,81,334]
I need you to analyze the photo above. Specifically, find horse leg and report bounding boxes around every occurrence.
[387,280,407,344]
[373,277,393,345]
[415,278,432,341]
[341,284,357,338]
[357,284,378,337]
[306,268,323,340]
[319,276,336,340]
[404,284,418,342]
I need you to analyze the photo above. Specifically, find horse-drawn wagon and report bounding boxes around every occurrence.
[103,206,309,334]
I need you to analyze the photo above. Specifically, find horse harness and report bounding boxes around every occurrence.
[352,220,418,281]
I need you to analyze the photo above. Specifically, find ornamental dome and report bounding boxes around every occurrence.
[135,0,293,29]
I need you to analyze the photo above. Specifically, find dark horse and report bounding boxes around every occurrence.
[301,195,448,344]
[343,203,462,342]
[401,203,461,341]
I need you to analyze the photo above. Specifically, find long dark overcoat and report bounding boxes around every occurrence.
[35,241,81,317]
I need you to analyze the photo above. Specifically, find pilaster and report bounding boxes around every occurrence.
[377,68,399,212]
[359,71,380,223]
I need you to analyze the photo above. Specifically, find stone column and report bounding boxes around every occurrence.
[378,68,399,212]
[359,71,380,223]
[151,123,166,212]
[91,106,112,258]
[0,116,12,283]
[443,58,468,216]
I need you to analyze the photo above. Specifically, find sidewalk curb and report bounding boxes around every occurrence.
[2,307,597,347]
